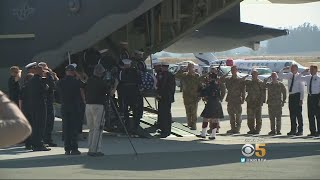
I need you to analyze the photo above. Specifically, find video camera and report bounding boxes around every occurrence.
[102,66,118,95]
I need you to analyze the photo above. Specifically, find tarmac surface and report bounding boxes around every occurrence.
[1,86,320,179]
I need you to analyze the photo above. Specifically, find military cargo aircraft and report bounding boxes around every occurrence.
[0,0,318,90]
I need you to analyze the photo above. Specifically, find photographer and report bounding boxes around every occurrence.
[85,64,114,157]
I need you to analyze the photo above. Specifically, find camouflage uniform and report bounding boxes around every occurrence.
[265,81,287,133]
[244,79,266,133]
[175,71,202,129]
[224,76,246,133]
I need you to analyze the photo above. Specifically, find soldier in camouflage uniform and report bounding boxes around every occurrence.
[243,70,266,134]
[175,63,203,130]
[221,66,246,134]
[264,72,287,135]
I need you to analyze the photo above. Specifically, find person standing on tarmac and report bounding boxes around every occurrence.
[38,62,59,147]
[156,62,176,138]
[264,72,287,135]
[197,71,224,140]
[243,69,266,135]
[57,65,84,155]
[119,59,143,135]
[297,66,320,137]
[220,66,246,134]
[175,63,203,130]
[19,73,34,150]
[279,64,304,136]
[26,65,51,151]
[8,66,22,105]
[85,64,112,157]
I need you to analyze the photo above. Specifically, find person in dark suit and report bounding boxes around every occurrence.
[26,65,51,151]
[8,66,21,105]
[57,65,84,155]
[38,62,59,147]
[119,59,143,135]
[156,62,176,138]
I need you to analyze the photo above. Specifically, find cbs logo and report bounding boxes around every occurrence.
[241,144,266,157]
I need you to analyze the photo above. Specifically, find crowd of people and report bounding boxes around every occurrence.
[4,41,320,156]
[176,63,320,140]
[5,41,176,156]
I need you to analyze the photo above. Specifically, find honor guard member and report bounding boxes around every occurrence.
[38,62,59,147]
[23,62,37,85]
[175,63,203,130]
[156,62,176,138]
[8,66,22,105]
[264,72,287,135]
[119,59,142,134]
[19,73,34,149]
[27,65,51,151]
[132,49,147,71]
[243,69,266,135]
[298,66,320,137]
[279,64,304,136]
[131,50,147,123]
[119,41,130,60]
[221,66,246,134]
[57,65,83,155]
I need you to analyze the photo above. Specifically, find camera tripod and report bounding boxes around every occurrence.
[96,94,138,156]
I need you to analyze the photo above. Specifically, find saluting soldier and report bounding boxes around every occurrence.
[156,62,176,138]
[26,65,51,151]
[38,62,59,147]
[264,72,287,135]
[57,65,83,155]
[279,64,304,136]
[298,66,320,137]
[119,59,143,135]
[175,63,203,130]
[243,69,266,135]
[221,66,246,134]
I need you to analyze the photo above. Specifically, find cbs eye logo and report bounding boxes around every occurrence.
[241,144,266,157]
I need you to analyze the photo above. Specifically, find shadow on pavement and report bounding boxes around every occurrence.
[0,142,319,171]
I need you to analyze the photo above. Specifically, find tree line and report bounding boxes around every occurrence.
[267,23,320,54]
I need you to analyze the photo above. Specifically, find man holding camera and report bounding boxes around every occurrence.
[85,64,113,157]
